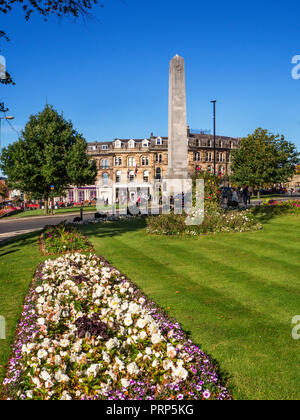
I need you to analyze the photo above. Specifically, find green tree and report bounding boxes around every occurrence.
[0,105,97,214]
[231,128,299,198]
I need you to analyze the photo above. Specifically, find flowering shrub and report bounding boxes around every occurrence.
[39,222,93,255]
[256,199,300,215]
[3,253,232,400]
[146,209,262,236]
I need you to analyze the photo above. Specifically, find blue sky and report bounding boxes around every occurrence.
[1,0,300,150]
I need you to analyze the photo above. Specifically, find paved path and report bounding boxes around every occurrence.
[0,212,95,243]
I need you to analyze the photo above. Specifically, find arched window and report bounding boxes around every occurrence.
[114,140,122,149]
[155,167,161,180]
[128,140,135,149]
[156,137,162,146]
[207,140,211,147]
[155,154,162,163]
[102,173,109,186]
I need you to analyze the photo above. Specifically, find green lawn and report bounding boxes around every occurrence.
[0,232,44,386]
[0,214,299,399]
[4,206,97,219]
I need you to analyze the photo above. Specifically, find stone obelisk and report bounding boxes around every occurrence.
[166,55,189,179]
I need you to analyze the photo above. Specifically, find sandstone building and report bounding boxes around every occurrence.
[67,128,239,204]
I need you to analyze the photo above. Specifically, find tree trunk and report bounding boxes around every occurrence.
[44,196,48,215]
[257,190,261,199]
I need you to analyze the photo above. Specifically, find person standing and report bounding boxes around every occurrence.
[232,188,239,207]
[242,187,249,207]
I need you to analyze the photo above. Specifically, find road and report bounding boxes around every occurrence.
[0,195,299,243]
[0,212,95,242]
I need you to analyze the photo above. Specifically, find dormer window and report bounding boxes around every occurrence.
[89,146,97,151]
[102,145,109,150]
[114,140,122,149]
[128,140,135,149]
[142,139,149,148]
[156,137,162,146]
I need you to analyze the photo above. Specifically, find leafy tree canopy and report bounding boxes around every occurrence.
[0,105,97,212]
[230,128,300,191]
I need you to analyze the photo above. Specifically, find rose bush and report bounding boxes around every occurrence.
[3,253,232,400]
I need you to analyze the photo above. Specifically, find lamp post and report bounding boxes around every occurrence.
[0,115,15,154]
[210,100,216,175]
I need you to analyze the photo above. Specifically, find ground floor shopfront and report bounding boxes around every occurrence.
[64,182,160,205]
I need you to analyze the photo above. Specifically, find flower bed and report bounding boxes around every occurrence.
[257,199,300,215]
[146,209,262,236]
[39,223,94,255]
[0,207,23,218]
[3,253,232,400]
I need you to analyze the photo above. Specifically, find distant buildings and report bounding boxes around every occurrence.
[66,129,239,205]
[288,165,300,190]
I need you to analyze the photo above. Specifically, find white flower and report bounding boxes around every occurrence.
[136,318,147,329]
[127,362,139,375]
[128,302,140,314]
[54,355,61,366]
[102,351,110,363]
[35,286,43,294]
[40,370,52,382]
[172,366,188,381]
[32,377,42,388]
[86,364,101,378]
[139,331,147,340]
[106,338,116,351]
[167,345,177,359]
[109,296,120,309]
[37,318,45,326]
[121,378,130,388]
[152,359,158,368]
[163,359,174,370]
[60,391,72,400]
[59,339,70,348]
[37,349,48,359]
[25,391,33,399]
[151,333,164,345]
[124,314,133,327]
[121,302,129,311]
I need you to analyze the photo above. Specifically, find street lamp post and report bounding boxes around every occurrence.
[0,115,15,154]
[211,100,216,175]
